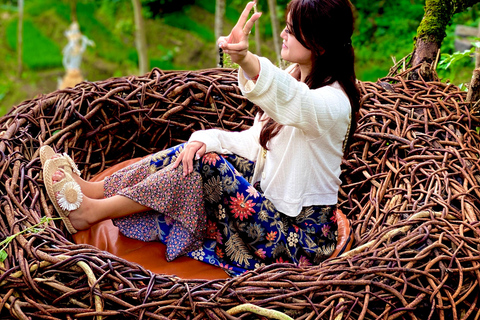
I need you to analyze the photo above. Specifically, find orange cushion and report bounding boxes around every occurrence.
[72,158,229,280]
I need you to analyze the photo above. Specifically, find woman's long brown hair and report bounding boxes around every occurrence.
[259,0,360,155]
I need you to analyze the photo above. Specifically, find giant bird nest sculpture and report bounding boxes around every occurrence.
[0,67,479,320]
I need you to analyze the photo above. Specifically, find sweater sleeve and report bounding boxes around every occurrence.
[238,57,351,138]
[188,114,262,162]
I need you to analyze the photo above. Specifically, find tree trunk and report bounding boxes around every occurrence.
[215,0,226,67]
[411,0,480,80]
[267,0,283,67]
[469,21,480,105]
[17,0,24,77]
[465,12,480,108]
[476,20,480,69]
[70,0,77,22]
[467,68,480,104]
[254,3,262,56]
[132,0,149,75]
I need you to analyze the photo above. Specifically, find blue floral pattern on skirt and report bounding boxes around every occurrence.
[105,143,338,276]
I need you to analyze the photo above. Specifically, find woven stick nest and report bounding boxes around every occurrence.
[1,67,480,319]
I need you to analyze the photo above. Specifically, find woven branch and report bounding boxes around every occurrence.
[0,67,479,320]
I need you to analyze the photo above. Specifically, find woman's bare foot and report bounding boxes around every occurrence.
[52,170,95,231]
[48,153,105,199]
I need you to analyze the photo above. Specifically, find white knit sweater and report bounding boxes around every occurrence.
[189,57,351,217]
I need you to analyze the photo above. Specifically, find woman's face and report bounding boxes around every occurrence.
[280,14,313,67]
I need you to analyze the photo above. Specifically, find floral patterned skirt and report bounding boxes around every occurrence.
[104,143,338,276]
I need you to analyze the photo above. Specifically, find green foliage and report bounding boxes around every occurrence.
[353,0,424,43]
[2,0,480,115]
[163,9,215,42]
[141,0,194,17]
[76,2,130,63]
[352,0,426,81]
[194,0,244,23]
[222,52,239,69]
[0,84,8,104]
[26,0,69,19]
[98,0,125,20]
[22,0,133,64]
[194,0,215,14]
[97,0,137,39]
[6,19,62,69]
[194,0,272,36]
[0,216,59,263]
[225,5,245,25]
[437,5,480,85]
[150,44,180,70]
[0,4,17,11]
[439,41,479,69]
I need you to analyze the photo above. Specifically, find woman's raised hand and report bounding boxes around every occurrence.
[173,141,206,176]
[218,1,262,65]
[174,2,261,178]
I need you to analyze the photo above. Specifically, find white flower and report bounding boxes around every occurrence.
[57,181,83,211]
[190,250,205,261]
[287,232,299,247]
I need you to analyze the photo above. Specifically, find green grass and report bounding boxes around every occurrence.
[6,19,62,69]
[28,0,134,64]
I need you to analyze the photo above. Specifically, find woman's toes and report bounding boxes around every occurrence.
[52,170,65,183]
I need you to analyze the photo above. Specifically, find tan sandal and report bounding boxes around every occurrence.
[40,145,81,176]
[43,157,83,234]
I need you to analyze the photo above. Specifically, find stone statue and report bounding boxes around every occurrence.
[59,21,94,89]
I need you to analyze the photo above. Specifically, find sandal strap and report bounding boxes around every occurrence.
[61,153,81,176]
[40,146,81,176]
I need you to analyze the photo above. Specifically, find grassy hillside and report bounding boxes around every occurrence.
[0,1,267,114]
[0,0,479,115]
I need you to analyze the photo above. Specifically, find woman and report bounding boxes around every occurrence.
[42,0,360,276]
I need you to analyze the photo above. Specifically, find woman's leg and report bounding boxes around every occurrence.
[47,145,188,234]
[51,170,151,231]
[69,195,151,231]
[73,176,105,199]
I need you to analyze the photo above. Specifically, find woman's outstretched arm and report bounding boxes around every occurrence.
[218,1,262,79]
[174,1,262,176]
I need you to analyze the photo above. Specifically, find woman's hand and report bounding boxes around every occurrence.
[173,141,206,176]
[218,1,262,65]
